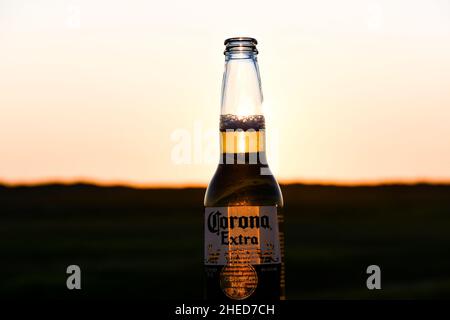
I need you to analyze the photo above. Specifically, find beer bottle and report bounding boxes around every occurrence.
[204,37,285,300]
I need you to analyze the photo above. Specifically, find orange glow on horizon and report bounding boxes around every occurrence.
[2,177,450,190]
[1,1,450,186]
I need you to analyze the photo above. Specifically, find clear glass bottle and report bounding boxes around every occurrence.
[204,37,285,300]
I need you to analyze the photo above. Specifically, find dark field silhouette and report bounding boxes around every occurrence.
[1,183,450,300]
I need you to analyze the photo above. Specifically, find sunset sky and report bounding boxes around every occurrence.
[1,0,450,186]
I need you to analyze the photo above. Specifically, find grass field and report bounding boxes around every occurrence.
[1,183,450,299]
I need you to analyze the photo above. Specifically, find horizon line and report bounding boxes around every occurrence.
[1,177,450,189]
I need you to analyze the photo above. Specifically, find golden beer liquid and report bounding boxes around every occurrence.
[205,122,285,300]
[220,130,265,155]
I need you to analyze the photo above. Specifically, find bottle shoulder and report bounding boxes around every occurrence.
[204,164,283,207]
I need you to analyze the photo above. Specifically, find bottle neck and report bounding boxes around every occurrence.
[221,54,263,116]
[219,47,267,165]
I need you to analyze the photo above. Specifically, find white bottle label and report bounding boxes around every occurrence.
[204,206,281,265]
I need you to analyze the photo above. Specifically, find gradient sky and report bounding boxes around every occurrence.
[1,0,450,186]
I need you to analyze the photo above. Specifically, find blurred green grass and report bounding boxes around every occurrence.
[1,183,450,299]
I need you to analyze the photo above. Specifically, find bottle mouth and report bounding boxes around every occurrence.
[224,37,258,55]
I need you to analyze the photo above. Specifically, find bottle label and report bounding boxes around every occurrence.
[204,206,281,265]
